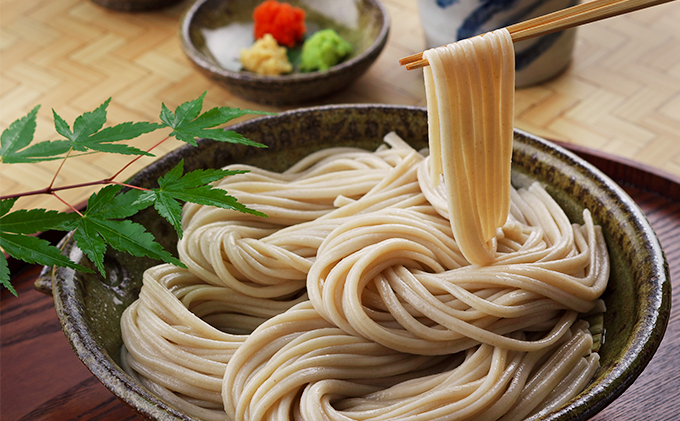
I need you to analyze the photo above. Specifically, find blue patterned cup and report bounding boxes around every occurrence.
[418,0,577,87]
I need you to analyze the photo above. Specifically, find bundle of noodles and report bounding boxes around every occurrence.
[120,135,434,418]
[223,303,600,421]
[306,182,608,355]
[120,264,307,420]
[120,28,609,420]
[176,135,425,299]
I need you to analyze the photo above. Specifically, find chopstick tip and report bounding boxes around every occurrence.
[399,52,425,66]
[405,59,429,71]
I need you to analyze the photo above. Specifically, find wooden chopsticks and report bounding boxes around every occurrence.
[400,0,676,70]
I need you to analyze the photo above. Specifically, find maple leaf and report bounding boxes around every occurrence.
[78,184,153,220]
[0,232,91,277]
[0,105,71,163]
[67,186,182,275]
[136,160,266,238]
[0,198,15,216]
[0,198,89,295]
[0,254,12,296]
[159,91,271,147]
[1,207,78,234]
[53,98,163,156]
[0,93,271,295]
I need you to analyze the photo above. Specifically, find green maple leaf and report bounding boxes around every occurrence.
[70,186,182,275]
[0,232,90,279]
[0,254,12,296]
[1,106,38,159]
[53,98,162,156]
[0,198,16,217]
[0,105,71,163]
[1,207,78,234]
[136,160,266,239]
[0,198,89,294]
[1,93,271,295]
[3,140,73,163]
[159,91,271,147]
[78,184,153,220]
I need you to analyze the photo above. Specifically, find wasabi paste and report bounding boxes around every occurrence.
[299,29,352,72]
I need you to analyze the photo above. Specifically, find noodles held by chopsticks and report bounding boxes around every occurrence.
[120,28,608,421]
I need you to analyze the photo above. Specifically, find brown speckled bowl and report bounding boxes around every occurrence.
[179,0,390,105]
[48,105,670,420]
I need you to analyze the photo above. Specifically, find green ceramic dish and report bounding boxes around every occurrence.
[48,105,670,420]
[179,0,390,105]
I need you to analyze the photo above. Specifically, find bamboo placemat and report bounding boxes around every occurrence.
[2,0,680,211]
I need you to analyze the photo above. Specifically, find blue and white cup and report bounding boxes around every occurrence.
[417,0,578,87]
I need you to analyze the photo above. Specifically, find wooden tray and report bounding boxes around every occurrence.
[1,144,678,421]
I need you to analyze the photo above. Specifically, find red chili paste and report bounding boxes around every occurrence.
[253,0,306,48]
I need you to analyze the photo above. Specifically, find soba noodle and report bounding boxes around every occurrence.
[120,28,608,421]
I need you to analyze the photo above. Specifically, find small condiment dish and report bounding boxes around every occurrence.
[180,0,390,105]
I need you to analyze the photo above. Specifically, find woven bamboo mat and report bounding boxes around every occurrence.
[2,0,680,211]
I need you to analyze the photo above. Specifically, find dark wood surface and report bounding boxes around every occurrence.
[2,149,679,421]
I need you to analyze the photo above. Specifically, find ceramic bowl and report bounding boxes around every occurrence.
[47,105,670,420]
[179,0,390,105]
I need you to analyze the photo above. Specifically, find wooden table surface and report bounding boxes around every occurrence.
[1,0,680,420]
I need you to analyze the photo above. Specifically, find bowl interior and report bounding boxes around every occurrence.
[184,0,386,76]
[52,105,670,421]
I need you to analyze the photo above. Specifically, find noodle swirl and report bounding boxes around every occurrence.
[120,28,608,421]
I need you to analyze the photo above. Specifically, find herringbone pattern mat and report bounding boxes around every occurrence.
[2,0,680,211]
